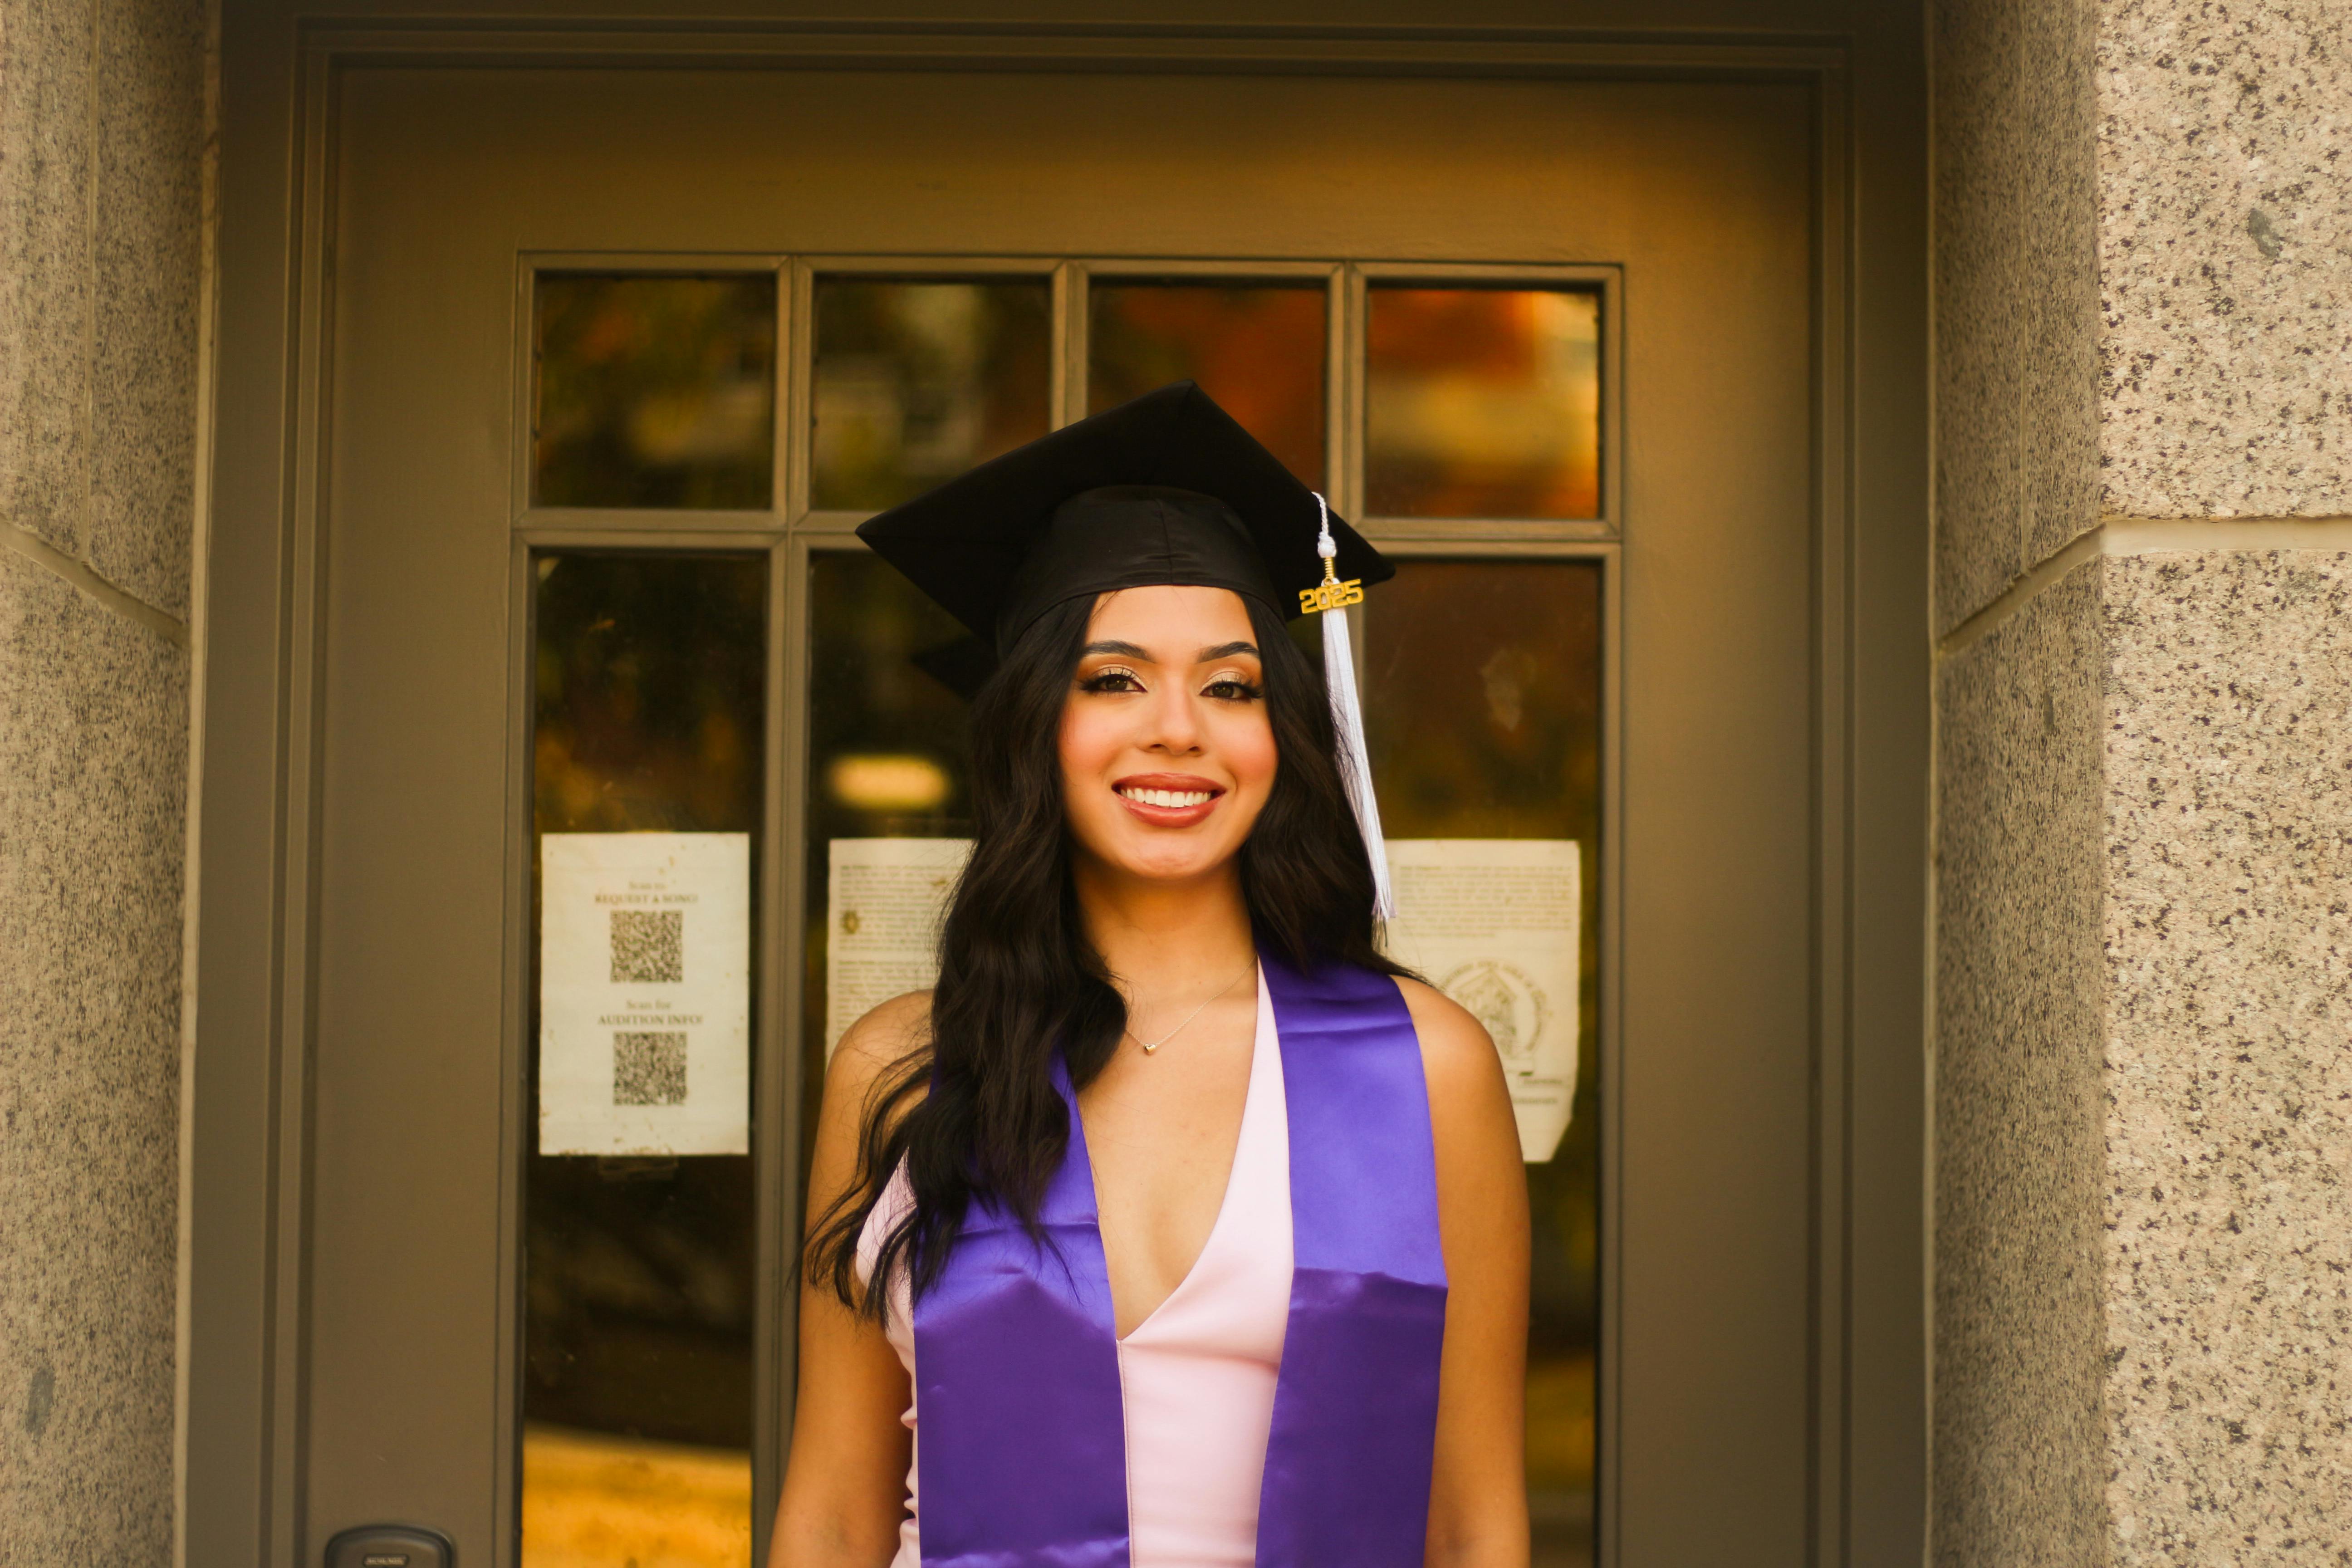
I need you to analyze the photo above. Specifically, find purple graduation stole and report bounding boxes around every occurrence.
[910,951,1448,1567]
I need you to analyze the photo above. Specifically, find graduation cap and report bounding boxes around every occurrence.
[857,381,1396,916]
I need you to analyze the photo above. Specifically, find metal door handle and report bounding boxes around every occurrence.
[323,1525,454,1568]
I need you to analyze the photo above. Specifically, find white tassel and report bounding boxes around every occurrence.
[1312,495,1395,920]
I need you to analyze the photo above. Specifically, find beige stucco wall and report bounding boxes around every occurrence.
[1935,0,2352,1562]
[0,0,207,1561]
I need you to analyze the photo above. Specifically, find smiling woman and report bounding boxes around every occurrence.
[777,385,1531,1568]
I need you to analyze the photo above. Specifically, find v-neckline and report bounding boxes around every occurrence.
[1078,968,1265,1345]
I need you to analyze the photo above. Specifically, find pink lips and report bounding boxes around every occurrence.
[1112,772,1227,828]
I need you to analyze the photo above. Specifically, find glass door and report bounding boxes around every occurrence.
[286,61,1825,1568]
[512,258,1615,1568]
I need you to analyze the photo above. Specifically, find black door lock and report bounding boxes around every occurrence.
[324,1525,454,1568]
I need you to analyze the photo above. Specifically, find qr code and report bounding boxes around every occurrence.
[609,908,683,984]
[612,1031,688,1106]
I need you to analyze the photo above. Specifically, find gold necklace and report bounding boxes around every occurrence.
[1125,961,1254,1055]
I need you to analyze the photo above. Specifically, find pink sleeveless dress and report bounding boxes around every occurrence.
[858,970,1295,1568]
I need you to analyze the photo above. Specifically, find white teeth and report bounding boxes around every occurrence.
[1121,786,1214,808]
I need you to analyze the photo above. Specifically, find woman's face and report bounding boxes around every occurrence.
[1058,585,1278,889]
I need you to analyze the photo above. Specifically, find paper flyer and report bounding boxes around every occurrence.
[1382,838,1583,1162]
[539,832,750,1156]
[825,837,974,1058]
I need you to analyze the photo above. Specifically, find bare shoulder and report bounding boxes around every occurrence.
[833,989,933,1073]
[1395,975,1508,1106]
[806,990,933,1217]
[1393,976,1524,1283]
[821,990,934,1126]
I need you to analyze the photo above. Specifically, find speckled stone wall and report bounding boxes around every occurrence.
[0,0,207,1560]
[0,556,190,1564]
[1938,0,2352,1558]
[2099,0,2352,518]
[1934,564,2111,1566]
[2089,0,2352,1557]
[1933,0,2102,635]
[1930,0,2113,1560]
[2102,551,2352,1562]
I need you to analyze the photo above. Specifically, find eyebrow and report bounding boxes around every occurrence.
[1077,639,1260,663]
[1078,639,1261,664]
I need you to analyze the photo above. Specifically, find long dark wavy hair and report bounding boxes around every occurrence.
[804,589,1402,1318]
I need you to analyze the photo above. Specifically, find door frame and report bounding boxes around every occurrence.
[191,10,1930,1566]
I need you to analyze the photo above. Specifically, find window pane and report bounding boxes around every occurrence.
[1088,280,1326,487]
[812,279,1052,511]
[534,275,776,510]
[800,549,975,1166]
[525,553,766,1568]
[1363,561,1602,1568]
[1366,288,1601,519]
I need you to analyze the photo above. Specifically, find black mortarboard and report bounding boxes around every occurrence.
[855,381,1391,657]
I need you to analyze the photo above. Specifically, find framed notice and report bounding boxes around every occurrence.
[539,832,750,1156]
[825,838,973,1058]
[1383,839,1583,1162]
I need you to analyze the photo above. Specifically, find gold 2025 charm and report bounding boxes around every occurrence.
[1298,578,1365,615]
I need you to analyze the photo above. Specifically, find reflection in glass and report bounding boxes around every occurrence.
[1366,288,1601,519]
[1088,281,1326,487]
[800,549,975,1166]
[1363,561,1602,1568]
[525,553,766,1568]
[534,275,776,510]
[812,279,1052,511]
[523,1426,751,1568]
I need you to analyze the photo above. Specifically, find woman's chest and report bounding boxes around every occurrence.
[1076,1001,1261,1338]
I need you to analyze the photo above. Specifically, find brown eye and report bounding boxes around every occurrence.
[1079,667,1145,694]
[1202,675,1263,702]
